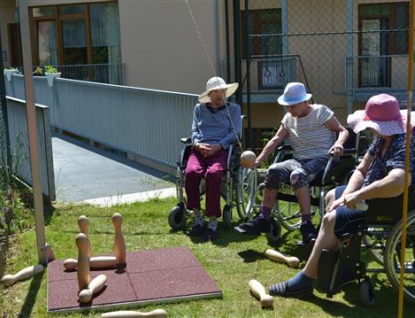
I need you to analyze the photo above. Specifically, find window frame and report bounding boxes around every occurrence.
[241,8,282,60]
[29,1,117,68]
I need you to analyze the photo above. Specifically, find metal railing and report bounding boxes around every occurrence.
[345,55,415,102]
[5,74,197,176]
[32,63,125,85]
[4,96,55,199]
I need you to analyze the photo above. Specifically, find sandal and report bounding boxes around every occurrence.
[268,281,314,298]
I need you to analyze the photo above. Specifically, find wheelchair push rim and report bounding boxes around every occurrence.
[384,209,415,305]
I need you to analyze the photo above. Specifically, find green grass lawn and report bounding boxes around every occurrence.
[0,197,414,317]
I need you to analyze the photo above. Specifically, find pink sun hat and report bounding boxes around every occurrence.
[347,94,415,136]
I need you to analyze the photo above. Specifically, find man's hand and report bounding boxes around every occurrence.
[328,144,344,156]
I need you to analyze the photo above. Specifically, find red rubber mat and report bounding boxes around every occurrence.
[47,246,222,313]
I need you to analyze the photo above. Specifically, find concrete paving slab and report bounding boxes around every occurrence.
[52,133,175,204]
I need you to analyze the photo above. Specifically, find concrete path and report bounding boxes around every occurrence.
[52,133,175,206]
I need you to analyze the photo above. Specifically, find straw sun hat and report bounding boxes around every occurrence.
[198,77,239,103]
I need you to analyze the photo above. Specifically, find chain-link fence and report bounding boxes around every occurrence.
[0,28,12,279]
[238,0,413,150]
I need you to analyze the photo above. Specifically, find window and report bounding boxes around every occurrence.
[359,2,409,55]
[358,2,408,87]
[241,9,282,59]
[30,2,121,84]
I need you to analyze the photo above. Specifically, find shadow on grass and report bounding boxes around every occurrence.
[237,249,264,263]
[170,220,261,246]
[18,269,45,317]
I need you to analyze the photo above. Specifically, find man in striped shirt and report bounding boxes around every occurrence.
[186,77,241,241]
[238,82,348,244]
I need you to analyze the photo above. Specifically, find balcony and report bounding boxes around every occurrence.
[234,56,301,103]
[33,63,126,86]
[346,55,414,104]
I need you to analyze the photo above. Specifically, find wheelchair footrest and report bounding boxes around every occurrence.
[316,249,338,294]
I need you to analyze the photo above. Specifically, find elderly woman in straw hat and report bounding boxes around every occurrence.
[185,76,241,241]
[264,93,415,298]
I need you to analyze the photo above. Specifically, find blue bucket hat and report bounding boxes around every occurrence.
[278,82,312,106]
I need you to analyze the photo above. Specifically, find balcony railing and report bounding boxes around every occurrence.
[345,55,414,101]
[33,63,125,85]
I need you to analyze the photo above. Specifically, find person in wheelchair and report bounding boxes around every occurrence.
[267,93,415,298]
[238,82,348,244]
[186,76,241,241]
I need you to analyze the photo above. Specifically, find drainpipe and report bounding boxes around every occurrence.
[225,0,231,83]
[244,0,252,147]
[282,0,288,53]
[233,0,242,106]
[346,0,354,115]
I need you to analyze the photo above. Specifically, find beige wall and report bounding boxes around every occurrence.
[118,0,226,95]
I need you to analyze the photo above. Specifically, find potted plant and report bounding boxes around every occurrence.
[33,66,44,76]
[4,67,19,81]
[45,65,61,87]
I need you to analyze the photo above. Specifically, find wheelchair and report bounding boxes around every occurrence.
[240,128,359,244]
[168,118,249,231]
[315,188,415,306]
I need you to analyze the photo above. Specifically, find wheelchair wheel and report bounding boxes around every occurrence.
[168,204,186,231]
[360,278,375,307]
[384,209,415,304]
[275,184,318,232]
[363,227,387,265]
[235,167,258,219]
[266,217,281,245]
[223,204,232,229]
[275,200,302,231]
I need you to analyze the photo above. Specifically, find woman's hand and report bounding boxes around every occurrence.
[195,143,221,157]
[328,192,361,212]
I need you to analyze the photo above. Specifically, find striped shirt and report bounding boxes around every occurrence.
[191,102,241,150]
[282,104,336,160]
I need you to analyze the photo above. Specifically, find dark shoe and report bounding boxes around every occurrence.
[300,221,317,245]
[203,228,218,241]
[268,281,314,298]
[190,223,204,236]
[236,213,270,234]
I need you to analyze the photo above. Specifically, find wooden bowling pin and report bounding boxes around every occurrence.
[64,256,117,271]
[76,233,90,290]
[1,264,44,286]
[78,215,89,234]
[78,274,107,303]
[101,309,168,318]
[45,243,55,263]
[264,249,300,268]
[112,213,126,264]
[78,215,91,257]
[248,279,273,308]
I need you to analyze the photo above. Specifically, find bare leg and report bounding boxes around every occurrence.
[295,186,311,216]
[262,188,278,209]
[303,212,339,279]
[325,188,335,213]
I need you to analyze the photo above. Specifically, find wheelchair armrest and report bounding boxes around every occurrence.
[276,144,293,152]
[273,144,293,163]
[342,148,357,155]
[181,137,191,144]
